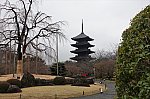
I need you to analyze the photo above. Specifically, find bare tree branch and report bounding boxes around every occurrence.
[0,0,66,64]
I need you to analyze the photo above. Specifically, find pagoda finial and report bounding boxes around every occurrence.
[82,19,84,33]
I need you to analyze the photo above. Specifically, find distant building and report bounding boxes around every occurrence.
[70,20,95,62]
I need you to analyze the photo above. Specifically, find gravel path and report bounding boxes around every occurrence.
[69,81,116,99]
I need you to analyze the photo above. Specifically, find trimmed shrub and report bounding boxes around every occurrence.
[46,79,54,85]
[0,81,10,93]
[35,78,53,86]
[87,78,94,84]
[65,78,74,84]
[7,85,22,93]
[7,79,21,88]
[21,72,35,88]
[53,76,66,85]
[35,78,45,86]
[71,78,90,87]
[72,83,90,87]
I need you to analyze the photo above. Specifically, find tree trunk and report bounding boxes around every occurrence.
[16,43,23,78]
[17,60,23,77]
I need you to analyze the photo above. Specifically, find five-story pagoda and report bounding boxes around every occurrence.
[70,20,95,62]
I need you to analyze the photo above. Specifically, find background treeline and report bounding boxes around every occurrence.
[65,49,116,79]
[0,46,116,80]
[0,48,49,75]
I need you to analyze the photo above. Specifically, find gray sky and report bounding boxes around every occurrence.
[39,0,149,62]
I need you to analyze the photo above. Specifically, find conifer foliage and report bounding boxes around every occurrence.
[50,62,67,76]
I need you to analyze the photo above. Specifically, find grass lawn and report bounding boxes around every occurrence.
[0,74,72,81]
[0,84,104,99]
[0,74,105,99]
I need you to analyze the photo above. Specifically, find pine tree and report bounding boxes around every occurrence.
[50,62,67,76]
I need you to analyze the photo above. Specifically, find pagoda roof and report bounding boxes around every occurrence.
[71,42,95,48]
[70,49,95,54]
[70,20,95,62]
[71,33,94,41]
[70,55,94,61]
[71,20,94,41]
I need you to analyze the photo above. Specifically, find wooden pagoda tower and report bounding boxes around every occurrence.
[70,20,95,62]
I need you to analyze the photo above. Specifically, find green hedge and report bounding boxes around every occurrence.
[116,5,150,98]
[71,78,90,87]
[7,79,21,88]
[35,78,54,86]
[53,76,66,85]
[21,72,35,88]
[0,81,10,93]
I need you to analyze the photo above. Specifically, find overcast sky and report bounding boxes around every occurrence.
[39,0,149,62]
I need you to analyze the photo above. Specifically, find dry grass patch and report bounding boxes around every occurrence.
[0,74,104,99]
[0,84,104,99]
[0,74,72,81]
[0,74,15,81]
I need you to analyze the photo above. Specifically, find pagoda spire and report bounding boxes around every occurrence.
[70,20,95,62]
[82,19,84,33]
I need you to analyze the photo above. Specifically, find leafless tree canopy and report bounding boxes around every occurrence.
[92,49,117,79]
[0,0,66,61]
[93,49,116,61]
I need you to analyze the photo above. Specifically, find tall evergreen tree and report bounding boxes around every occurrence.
[50,62,67,76]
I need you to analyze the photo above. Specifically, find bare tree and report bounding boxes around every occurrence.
[93,49,117,79]
[0,0,66,77]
